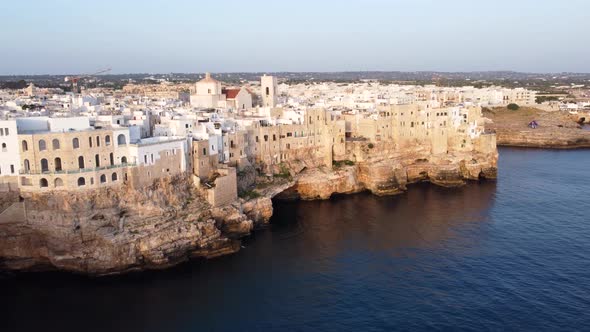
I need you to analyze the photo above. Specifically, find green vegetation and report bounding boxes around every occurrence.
[21,104,43,110]
[273,163,292,180]
[0,80,27,89]
[535,96,560,103]
[333,160,355,168]
[507,103,520,111]
[239,190,261,200]
[255,182,272,190]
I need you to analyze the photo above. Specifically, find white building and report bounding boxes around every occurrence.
[128,136,188,171]
[0,120,20,176]
[223,87,253,110]
[190,73,226,108]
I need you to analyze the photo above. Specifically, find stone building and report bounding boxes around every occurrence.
[261,75,278,108]
[18,126,132,192]
[192,139,219,181]
[245,108,343,171]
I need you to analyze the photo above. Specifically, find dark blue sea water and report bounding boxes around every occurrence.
[2,148,590,331]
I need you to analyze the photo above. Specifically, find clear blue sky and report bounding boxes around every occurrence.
[1,0,588,74]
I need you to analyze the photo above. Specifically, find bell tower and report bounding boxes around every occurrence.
[261,74,278,108]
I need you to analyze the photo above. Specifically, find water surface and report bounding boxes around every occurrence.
[2,148,590,331]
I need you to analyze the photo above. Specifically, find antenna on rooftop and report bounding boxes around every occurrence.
[65,67,112,94]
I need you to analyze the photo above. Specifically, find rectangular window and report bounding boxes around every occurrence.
[10,165,14,174]
[4,128,7,135]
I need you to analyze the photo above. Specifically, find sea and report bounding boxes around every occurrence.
[2,147,590,331]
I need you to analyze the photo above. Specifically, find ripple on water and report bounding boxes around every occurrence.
[2,147,590,331]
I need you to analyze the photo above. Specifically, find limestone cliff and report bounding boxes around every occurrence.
[0,141,497,276]
[0,174,254,275]
[276,141,497,200]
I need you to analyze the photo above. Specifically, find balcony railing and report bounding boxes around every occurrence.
[19,163,137,175]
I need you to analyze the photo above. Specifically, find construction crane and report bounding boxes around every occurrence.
[65,67,111,93]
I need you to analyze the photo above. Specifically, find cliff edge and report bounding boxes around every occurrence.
[0,142,497,276]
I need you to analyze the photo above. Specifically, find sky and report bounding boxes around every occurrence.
[1,0,589,74]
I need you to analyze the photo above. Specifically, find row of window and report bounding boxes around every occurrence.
[22,134,127,152]
[36,173,120,188]
[0,128,10,136]
[23,154,128,173]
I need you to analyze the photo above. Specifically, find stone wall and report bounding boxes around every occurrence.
[204,168,238,207]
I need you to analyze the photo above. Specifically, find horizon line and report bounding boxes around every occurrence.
[1,70,590,77]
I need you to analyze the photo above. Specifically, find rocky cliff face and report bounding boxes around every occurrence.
[0,175,254,275]
[278,141,497,200]
[0,141,498,276]
[484,107,590,148]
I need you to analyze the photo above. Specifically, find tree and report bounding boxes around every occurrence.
[507,103,520,111]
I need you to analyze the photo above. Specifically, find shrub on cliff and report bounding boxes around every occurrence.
[239,190,261,200]
[507,103,520,111]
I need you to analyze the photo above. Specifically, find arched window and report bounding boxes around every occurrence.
[78,156,85,169]
[40,158,49,172]
[100,174,107,183]
[109,153,114,166]
[105,135,111,146]
[77,177,86,186]
[24,159,30,172]
[117,134,126,145]
[72,138,79,149]
[112,173,118,181]
[54,178,63,187]
[96,136,100,147]
[121,156,127,164]
[88,137,93,148]
[22,140,28,151]
[1,143,6,152]
[52,139,60,150]
[40,178,48,188]
[54,157,62,171]
[39,140,46,151]
[95,154,100,167]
